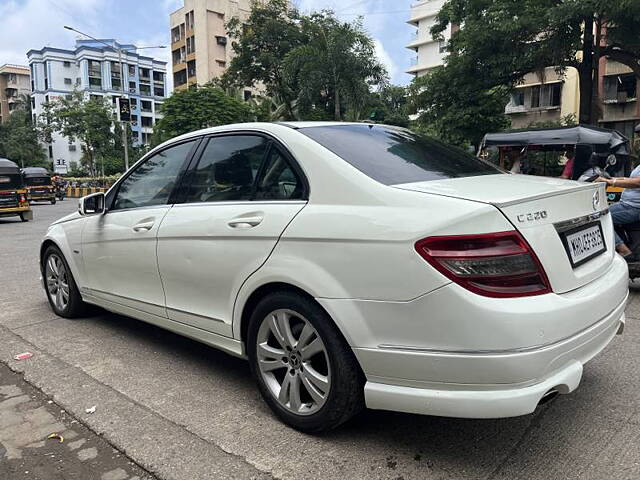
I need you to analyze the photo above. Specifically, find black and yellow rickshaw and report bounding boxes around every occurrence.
[21,167,57,204]
[479,125,633,203]
[0,158,32,222]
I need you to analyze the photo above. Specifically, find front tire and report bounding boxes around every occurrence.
[43,246,87,318]
[247,291,364,433]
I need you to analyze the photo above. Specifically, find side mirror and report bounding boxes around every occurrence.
[78,192,105,216]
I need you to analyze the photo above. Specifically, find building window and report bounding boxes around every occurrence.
[186,10,194,30]
[75,77,81,86]
[511,90,525,107]
[140,84,151,96]
[44,61,49,90]
[128,65,136,77]
[130,98,137,108]
[69,144,76,152]
[30,97,35,109]
[88,60,102,89]
[63,61,71,67]
[65,94,73,100]
[604,74,637,102]
[48,146,53,159]
[171,25,182,43]
[174,69,187,87]
[186,36,196,55]
[131,115,138,126]
[129,81,137,93]
[438,40,447,54]
[90,94,102,101]
[64,77,72,85]
[140,100,152,112]
[541,83,561,107]
[141,116,153,127]
[154,86,164,97]
[187,60,196,78]
[139,68,150,80]
[215,60,226,68]
[215,36,227,46]
[244,90,252,101]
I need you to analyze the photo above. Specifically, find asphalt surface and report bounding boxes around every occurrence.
[1,201,639,480]
[0,362,155,480]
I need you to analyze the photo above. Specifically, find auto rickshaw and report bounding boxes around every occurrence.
[479,125,633,202]
[21,167,57,204]
[0,158,32,222]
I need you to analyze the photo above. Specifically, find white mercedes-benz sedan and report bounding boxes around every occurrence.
[40,122,628,432]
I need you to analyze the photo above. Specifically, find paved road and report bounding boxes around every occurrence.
[0,362,155,480]
[1,201,639,480]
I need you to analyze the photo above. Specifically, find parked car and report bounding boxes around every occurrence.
[40,122,628,432]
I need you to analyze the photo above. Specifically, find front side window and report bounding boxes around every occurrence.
[112,140,196,210]
[184,135,268,203]
[255,148,303,200]
[300,124,501,185]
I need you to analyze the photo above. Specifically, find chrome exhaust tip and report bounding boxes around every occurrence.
[538,389,560,406]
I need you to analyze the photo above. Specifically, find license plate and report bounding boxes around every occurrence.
[560,222,606,268]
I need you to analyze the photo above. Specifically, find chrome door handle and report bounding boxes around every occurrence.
[132,221,154,232]
[227,216,263,229]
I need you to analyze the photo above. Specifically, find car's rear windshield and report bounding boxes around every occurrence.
[299,124,501,185]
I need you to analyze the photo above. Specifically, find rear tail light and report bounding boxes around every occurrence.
[415,231,551,298]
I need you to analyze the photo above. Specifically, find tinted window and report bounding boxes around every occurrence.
[112,140,195,210]
[184,135,268,203]
[300,124,501,185]
[255,148,303,200]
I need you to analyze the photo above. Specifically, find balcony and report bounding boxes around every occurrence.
[408,0,443,25]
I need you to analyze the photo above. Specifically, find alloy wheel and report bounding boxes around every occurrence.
[45,254,69,312]
[256,309,331,415]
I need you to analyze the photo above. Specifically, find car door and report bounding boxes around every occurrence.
[156,134,307,337]
[81,139,199,317]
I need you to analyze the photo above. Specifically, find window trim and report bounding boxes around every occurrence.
[105,137,202,212]
[175,130,309,205]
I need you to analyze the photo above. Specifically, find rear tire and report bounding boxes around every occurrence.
[247,291,364,433]
[42,245,87,318]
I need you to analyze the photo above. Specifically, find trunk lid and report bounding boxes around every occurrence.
[395,174,614,294]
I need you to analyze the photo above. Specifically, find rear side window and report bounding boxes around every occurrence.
[255,147,304,200]
[300,124,501,185]
[184,135,268,203]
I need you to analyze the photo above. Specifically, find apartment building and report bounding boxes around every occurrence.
[505,67,581,129]
[406,0,454,77]
[170,0,252,92]
[27,39,166,173]
[598,58,639,141]
[0,64,31,124]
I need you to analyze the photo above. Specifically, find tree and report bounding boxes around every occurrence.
[283,13,387,121]
[409,67,511,148]
[367,85,411,127]
[39,92,115,176]
[224,0,305,119]
[152,86,253,144]
[0,95,47,168]
[431,0,640,125]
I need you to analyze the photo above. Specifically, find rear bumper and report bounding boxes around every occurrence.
[0,207,31,218]
[318,254,629,418]
[363,305,624,418]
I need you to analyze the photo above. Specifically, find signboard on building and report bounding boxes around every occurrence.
[54,158,68,174]
[118,97,131,122]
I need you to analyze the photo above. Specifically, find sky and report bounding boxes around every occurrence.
[0,0,416,93]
